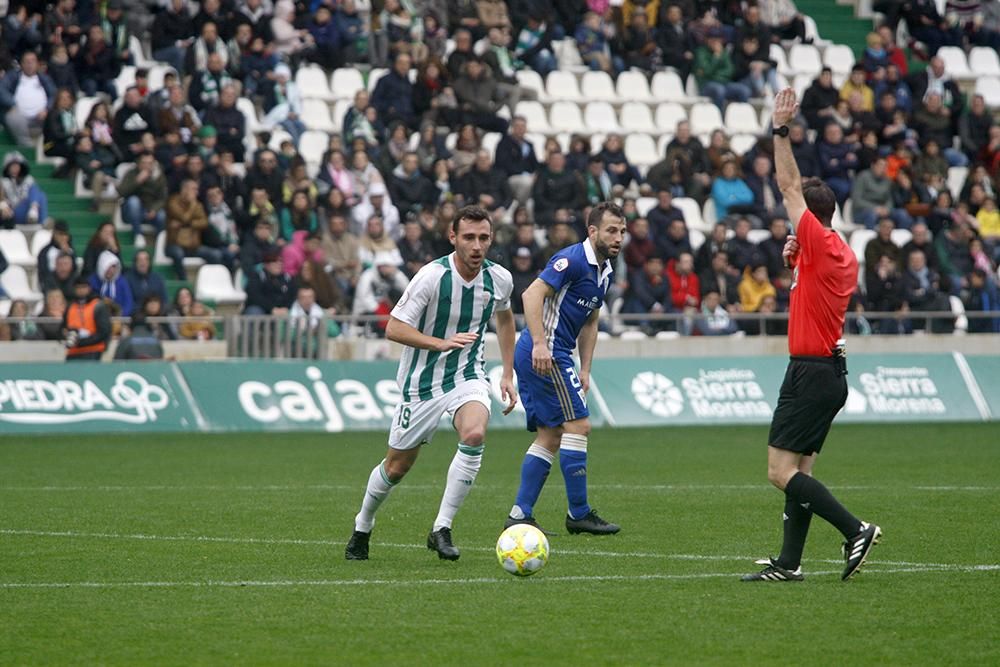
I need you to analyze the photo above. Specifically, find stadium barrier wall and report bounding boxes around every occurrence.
[0,355,994,434]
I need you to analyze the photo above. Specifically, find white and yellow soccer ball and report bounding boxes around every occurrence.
[496,523,550,576]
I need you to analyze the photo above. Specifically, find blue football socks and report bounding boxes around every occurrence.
[511,443,553,519]
[559,433,590,520]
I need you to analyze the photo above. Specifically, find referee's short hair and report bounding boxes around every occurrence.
[802,178,836,227]
[452,205,493,233]
[587,201,625,229]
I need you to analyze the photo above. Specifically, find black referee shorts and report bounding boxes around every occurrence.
[768,356,849,455]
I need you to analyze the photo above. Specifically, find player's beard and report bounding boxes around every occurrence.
[594,238,620,262]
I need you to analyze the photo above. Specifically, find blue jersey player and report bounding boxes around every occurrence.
[505,203,625,535]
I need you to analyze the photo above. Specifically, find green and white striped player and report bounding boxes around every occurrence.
[345,206,518,562]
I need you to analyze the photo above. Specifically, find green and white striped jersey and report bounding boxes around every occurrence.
[391,254,513,402]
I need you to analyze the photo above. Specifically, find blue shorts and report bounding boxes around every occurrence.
[514,342,589,431]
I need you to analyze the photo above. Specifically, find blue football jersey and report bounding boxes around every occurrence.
[519,238,614,355]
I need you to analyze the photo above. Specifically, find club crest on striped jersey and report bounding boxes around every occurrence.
[553,258,569,272]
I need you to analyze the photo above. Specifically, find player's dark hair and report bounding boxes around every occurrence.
[451,205,493,233]
[587,202,625,229]
[802,178,836,227]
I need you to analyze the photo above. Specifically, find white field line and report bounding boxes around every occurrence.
[2,566,999,590]
[1,484,997,492]
[0,529,992,570]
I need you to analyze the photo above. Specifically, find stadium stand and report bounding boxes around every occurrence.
[0,0,998,345]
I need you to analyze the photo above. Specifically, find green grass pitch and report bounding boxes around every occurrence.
[1,423,998,665]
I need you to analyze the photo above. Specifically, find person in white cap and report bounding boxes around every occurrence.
[263,62,305,143]
[345,205,517,562]
[351,180,401,238]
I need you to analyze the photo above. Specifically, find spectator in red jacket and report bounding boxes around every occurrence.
[667,252,701,311]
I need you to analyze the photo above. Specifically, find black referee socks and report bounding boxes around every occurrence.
[777,497,813,570]
[784,472,863,539]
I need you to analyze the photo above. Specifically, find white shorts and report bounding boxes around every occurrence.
[388,380,492,451]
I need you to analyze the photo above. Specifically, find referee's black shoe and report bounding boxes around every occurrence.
[345,530,371,560]
[842,521,882,581]
[565,509,620,535]
[741,557,804,582]
[504,514,556,536]
[427,527,460,560]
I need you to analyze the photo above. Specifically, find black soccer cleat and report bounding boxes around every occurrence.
[565,509,620,535]
[427,527,460,560]
[842,521,882,581]
[345,530,371,560]
[741,557,805,582]
[504,514,556,536]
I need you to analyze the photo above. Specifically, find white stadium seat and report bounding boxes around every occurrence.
[822,44,856,76]
[146,65,176,92]
[891,229,913,248]
[301,99,337,133]
[366,68,388,92]
[0,229,35,267]
[788,44,822,77]
[154,231,205,271]
[129,35,156,68]
[657,133,675,158]
[849,229,876,264]
[702,198,717,226]
[969,47,1000,77]
[545,71,583,102]
[114,66,137,99]
[689,228,706,252]
[689,102,724,136]
[615,71,654,103]
[195,265,247,305]
[654,103,687,134]
[730,134,758,156]
[635,196,657,217]
[580,71,617,102]
[29,229,52,259]
[297,130,329,167]
[515,69,548,102]
[672,197,708,232]
[583,102,621,132]
[330,68,365,99]
[236,97,263,133]
[724,103,761,134]
[0,265,42,302]
[75,96,100,129]
[514,101,551,134]
[747,229,771,245]
[624,133,659,167]
[975,76,1000,107]
[936,46,972,79]
[948,166,968,199]
[552,40,585,70]
[650,71,686,102]
[619,102,658,134]
[526,132,548,161]
[548,101,586,134]
[771,43,792,77]
[481,132,502,157]
[296,66,335,100]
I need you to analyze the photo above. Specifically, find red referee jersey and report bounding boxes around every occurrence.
[787,209,858,357]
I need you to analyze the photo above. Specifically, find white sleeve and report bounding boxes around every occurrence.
[390,265,435,327]
[491,265,513,313]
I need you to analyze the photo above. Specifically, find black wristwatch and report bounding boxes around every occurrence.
[772,125,790,138]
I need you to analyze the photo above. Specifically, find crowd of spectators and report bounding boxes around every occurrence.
[0,0,999,346]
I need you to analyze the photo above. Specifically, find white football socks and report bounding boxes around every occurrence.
[354,459,396,533]
[433,444,484,530]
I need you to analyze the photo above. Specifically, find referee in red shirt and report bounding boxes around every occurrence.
[742,89,882,583]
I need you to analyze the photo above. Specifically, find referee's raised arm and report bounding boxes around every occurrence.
[771,89,807,226]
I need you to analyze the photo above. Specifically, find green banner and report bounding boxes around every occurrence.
[589,354,987,426]
[177,360,551,433]
[967,355,1000,420]
[0,362,199,433]
[0,354,992,434]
